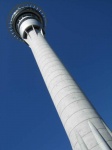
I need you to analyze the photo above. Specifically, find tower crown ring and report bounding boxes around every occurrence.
[8,3,47,40]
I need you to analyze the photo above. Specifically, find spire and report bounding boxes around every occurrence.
[88,121,111,150]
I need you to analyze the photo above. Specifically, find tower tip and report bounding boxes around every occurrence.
[8,3,47,41]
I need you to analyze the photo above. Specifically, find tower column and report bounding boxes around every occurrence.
[25,29,112,150]
[9,4,112,150]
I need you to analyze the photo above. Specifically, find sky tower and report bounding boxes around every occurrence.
[9,3,112,150]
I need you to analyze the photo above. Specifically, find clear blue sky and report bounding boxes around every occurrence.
[0,0,112,150]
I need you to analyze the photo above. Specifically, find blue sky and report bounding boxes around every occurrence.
[0,0,112,150]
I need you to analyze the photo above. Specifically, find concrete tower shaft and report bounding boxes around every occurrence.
[9,4,112,150]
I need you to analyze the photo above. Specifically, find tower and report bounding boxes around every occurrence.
[9,3,112,150]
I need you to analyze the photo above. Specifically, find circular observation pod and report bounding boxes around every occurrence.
[9,3,47,40]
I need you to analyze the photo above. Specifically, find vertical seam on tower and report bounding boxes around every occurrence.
[59,99,89,117]
[47,73,69,87]
[63,108,95,126]
[45,69,66,80]
[53,92,80,107]
[42,60,60,71]
[50,79,75,94]
[42,64,65,75]
[68,117,100,138]
[40,59,59,70]
[56,92,83,108]
[53,85,80,100]
[38,51,56,63]
[74,131,98,149]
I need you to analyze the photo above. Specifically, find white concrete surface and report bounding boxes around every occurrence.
[88,121,111,150]
[24,28,112,150]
